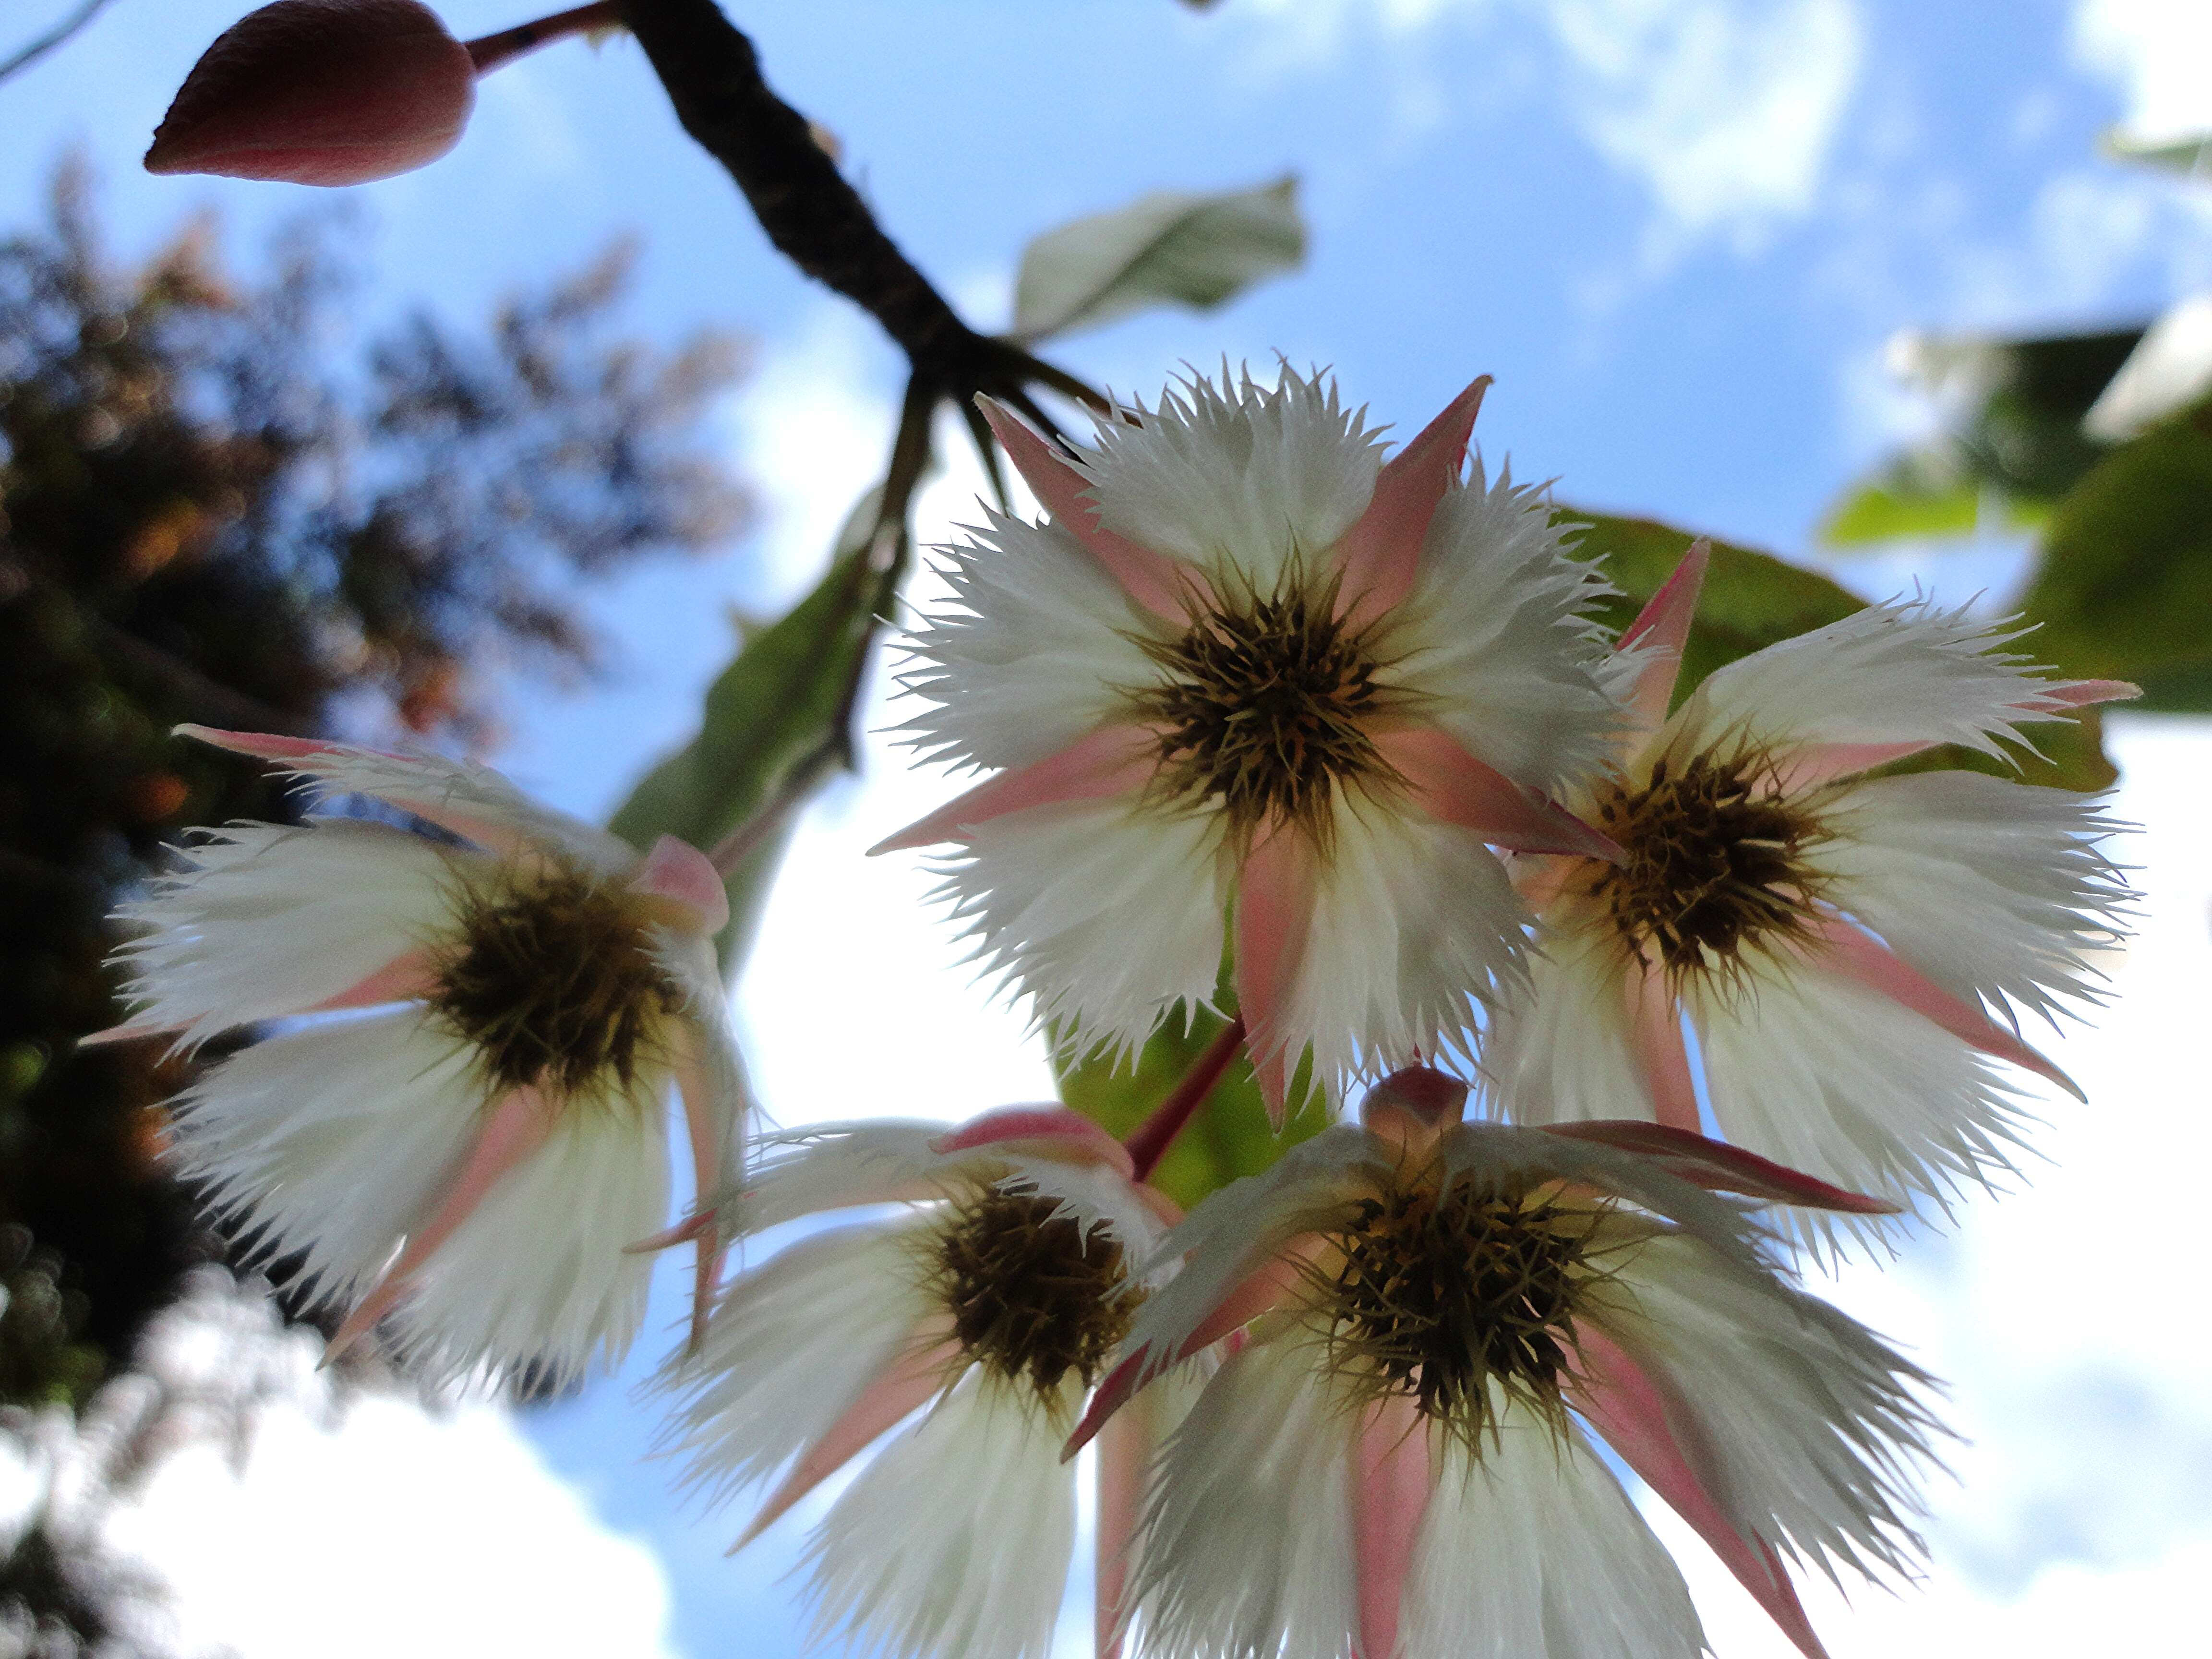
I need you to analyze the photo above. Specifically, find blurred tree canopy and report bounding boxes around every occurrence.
[0,164,752,1416]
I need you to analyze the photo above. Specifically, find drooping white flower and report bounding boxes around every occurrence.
[95,725,748,1385]
[1482,547,2137,1220]
[876,366,1623,1117]
[663,1107,1193,1659]
[1071,1069,1936,1659]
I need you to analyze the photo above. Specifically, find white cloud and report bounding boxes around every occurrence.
[1544,0,1865,241]
[1230,0,1865,241]
[2075,0,2212,144]
[7,1273,676,1659]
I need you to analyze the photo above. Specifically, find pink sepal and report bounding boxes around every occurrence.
[670,1021,733,1350]
[1617,542,1710,736]
[868,724,1157,855]
[1803,915,2083,1100]
[1095,1395,1151,1659]
[632,835,729,935]
[734,1319,960,1549]
[1335,377,1491,629]
[1374,727,1622,860]
[1539,1121,1899,1214]
[1236,822,1318,1127]
[1772,741,1935,794]
[2018,678,2140,710]
[324,1082,554,1364]
[1626,963,1701,1133]
[1351,1393,1432,1659]
[1569,1325,1831,1659]
[978,400,1201,622]
[930,1106,1136,1178]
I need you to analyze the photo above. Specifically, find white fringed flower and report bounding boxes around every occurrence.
[97,726,748,1385]
[1482,547,2137,1219]
[664,1107,1192,1659]
[1071,1070,1937,1659]
[876,366,1622,1117]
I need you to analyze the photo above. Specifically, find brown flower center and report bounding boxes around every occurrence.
[1317,1177,1613,1440]
[1586,747,1827,980]
[1124,578,1404,841]
[931,1190,1144,1400]
[428,863,681,1097]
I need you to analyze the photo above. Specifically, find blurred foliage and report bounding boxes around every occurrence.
[2021,395,2212,713]
[609,490,890,976]
[0,165,751,1412]
[1011,176,1306,344]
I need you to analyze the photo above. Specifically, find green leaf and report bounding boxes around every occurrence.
[1052,1002,1328,1214]
[606,490,890,975]
[1011,176,1306,343]
[2102,129,2212,178]
[1819,469,1984,547]
[2019,397,2212,716]
[1561,510,1865,705]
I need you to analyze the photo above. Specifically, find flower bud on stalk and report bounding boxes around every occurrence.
[144,0,620,188]
[145,0,477,186]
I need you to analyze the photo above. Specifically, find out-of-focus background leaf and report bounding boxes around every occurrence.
[606,489,890,976]
[1011,176,1306,344]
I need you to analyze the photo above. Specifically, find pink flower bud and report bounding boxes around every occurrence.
[145,0,476,187]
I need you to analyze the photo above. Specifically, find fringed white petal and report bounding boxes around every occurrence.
[897,513,1165,773]
[1128,1329,1358,1659]
[996,1157,1170,1264]
[934,799,1227,1061]
[667,1223,935,1507]
[1596,1230,1941,1586]
[383,1086,671,1386]
[1120,1126,1373,1372]
[111,820,462,1046]
[1685,953,2032,1220]
[1081,366,1385,591]
[1392,467,1620,794]
[806,1370,1078,1659]
[740,1122,988,1235]
[166,1008,482,1305]
[1285,800,1529,1099]
[1403,1410,1702,1659]
[1675,600,2088,762]
[1815,771,2132,1028]
[267,737,633,869]
[1477,901,1643,1126]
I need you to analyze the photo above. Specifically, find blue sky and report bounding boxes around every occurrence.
[7,2,2212,1656]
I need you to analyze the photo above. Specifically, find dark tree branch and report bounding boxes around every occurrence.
[617,0,1102,411]
[0,0,117,87]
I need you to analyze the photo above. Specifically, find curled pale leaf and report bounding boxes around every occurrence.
[1010,176,1305,342]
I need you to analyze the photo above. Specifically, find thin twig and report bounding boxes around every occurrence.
[1125,1018,1249,1183]
[0,0,117,87]
[465,1,624,75]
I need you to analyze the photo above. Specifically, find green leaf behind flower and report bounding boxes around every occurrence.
[606,490,890,974]
[1565,507,2119,791]
[1011,176,1306,343]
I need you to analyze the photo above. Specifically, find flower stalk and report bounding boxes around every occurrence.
[1123,1017,1247,1182]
